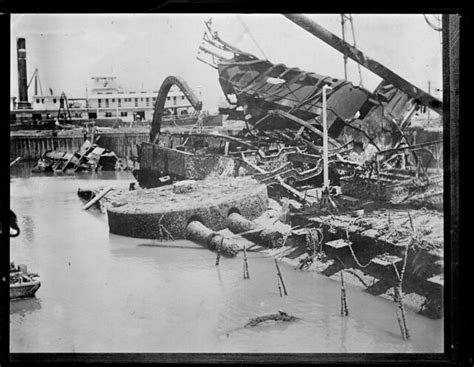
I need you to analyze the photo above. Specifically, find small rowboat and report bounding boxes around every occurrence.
[10,264,41,300]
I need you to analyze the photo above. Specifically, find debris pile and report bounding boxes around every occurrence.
[244,310,299,327]
[32,140,128,173]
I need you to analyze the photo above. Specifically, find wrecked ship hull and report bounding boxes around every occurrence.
[31,141,123,173]
[218,58,371,138]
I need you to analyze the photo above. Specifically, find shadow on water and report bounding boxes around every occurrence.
[20,215,36,243]
[10,297,42,317]
[220,317,297,339]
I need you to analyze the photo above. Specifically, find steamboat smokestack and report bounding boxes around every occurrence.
[17,38,30,109]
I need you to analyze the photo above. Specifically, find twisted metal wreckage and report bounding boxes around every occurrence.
[135,15,443,204]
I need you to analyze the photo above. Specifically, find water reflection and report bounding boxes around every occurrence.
[20,215,35,243]
[10,297,42,317]
[216,265,224,286]
[340,317,348,353]
[10,161,135,182]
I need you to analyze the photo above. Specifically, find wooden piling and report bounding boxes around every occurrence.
[243,245,250,279]
[11,132,150,161]
[394,286,410,339]
[274,258,288,295]
[27,139,32,159]
[340,271,349,317]
[215,241,221,266]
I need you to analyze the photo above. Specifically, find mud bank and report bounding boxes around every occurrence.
[78,183,443,319]
[249,200,444,319]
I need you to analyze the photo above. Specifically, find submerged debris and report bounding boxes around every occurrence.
[244,310,299,327]
[32,140,127,173]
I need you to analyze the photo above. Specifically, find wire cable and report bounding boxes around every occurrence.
[236,15,269,60]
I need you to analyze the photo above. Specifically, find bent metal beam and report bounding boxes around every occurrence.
[150,75,203,144]
[283,14,442,115]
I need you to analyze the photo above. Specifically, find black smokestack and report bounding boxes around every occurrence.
[17,38,30,109]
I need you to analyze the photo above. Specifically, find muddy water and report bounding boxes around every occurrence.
[10,163,443,353]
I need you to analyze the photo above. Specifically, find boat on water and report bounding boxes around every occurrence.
[10,263,41,300]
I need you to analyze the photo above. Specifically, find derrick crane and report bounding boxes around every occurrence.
[27,68,44,97]
[57,92,72,122]
[150,76,203,143]
[340,14,363,87]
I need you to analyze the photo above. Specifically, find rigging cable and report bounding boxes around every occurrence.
[236,15,269,61]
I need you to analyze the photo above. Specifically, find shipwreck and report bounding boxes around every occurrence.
[32,140,128,173]
[133,16,442,208]
[82,15,445,320]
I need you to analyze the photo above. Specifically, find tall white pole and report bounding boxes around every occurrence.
[322,85,332,189]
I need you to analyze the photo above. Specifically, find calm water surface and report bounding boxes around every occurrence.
[10,163,443,353]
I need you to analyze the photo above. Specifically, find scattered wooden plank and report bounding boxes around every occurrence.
[82,186,113,210]
[10,157,21,167]
[325,239,350,249]
[61,154,76,172]
[275,176,308,202]
[291,228,310,236]
[427,274,444,287]
[372,255,403,267]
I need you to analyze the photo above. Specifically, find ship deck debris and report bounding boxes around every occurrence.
[32,139,129,173]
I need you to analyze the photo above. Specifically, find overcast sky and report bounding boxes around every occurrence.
[10,14,442,113]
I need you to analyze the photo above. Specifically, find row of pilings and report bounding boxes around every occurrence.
[10,132,149,160]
